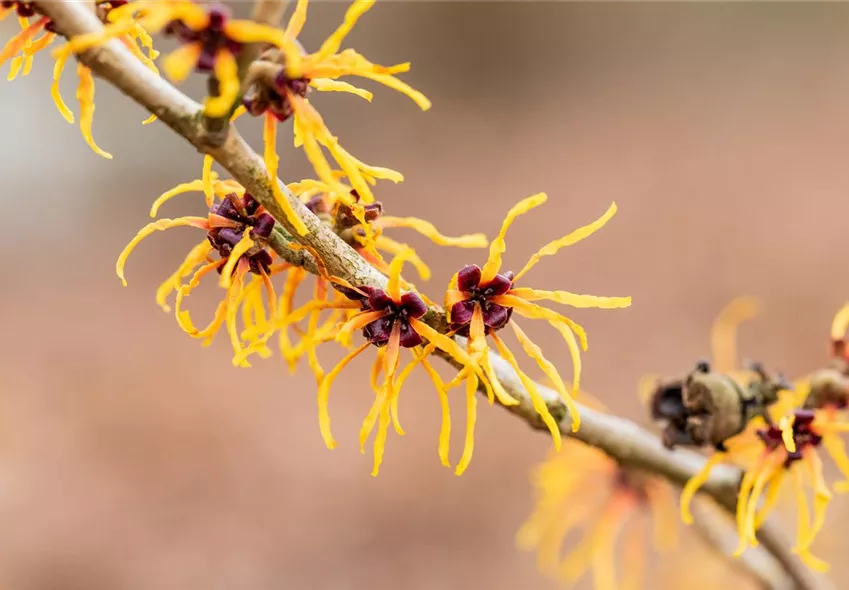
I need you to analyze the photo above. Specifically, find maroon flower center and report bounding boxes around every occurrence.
[613,467,650,504]
[449,264,514,337]
[207,193,275,275]
[355,287,427,349]
[757,410,823,468]
[163,5,242,72]
[3,1,37,17]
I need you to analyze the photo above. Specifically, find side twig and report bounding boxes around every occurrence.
[33,3,828,589]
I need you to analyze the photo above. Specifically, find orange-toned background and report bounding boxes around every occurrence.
[2,2,849,588]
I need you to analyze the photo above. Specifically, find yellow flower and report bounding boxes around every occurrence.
[309,248,489,476]
[1,0,156,157]
[669,298,849,572]
[58,0,284,118]
[116,186,286,367]
[291,179,488,281]
[444,193,631,471]
[243,0,431,236]
[517,438,677,590]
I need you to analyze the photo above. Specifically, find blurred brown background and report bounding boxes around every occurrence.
[3,1,849,588]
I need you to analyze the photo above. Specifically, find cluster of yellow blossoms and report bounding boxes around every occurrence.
[520,300,849,587]
[9,0,849,584]
[22,0,631,476]
[649,298,849,573]
[1,0,158,157]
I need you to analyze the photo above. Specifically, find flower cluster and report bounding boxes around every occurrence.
[40,0,633,475]
[649,298,849,572]
[518,436,677,590]
[1,0,157,157]
[443,194,631,471]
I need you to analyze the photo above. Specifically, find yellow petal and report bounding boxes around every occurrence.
[161,42,202,82]
[454,374,478,475]
[204,50,240,117]
[50,51,74,123]
[514,201,617,283]
[155,240,213,312]
[832,302,849,341]
[202,155,215,207]
[285,0,309,37]
[375,236,430,281]
[226,261,251,366]
[779,414,797,453]
[318,342,370,449]
[218,233,255,289]
[508,288,631,310]
[76,63,112,159]
[421,356,452,468]
[0,16,46,66]
[116,217,209,286]
[314,0,375,63]
[310,77,373,101]
[377,216,488,248]
[264,112,310,235]
[679,452,725,525]
[480,193,547,284]
[150,179,207,217]
[495,295,589,351]
[490,332,562,449]
[510,321,581,432]
[710,296,760,374]
[386,246,416,301]
[6,55,21,81]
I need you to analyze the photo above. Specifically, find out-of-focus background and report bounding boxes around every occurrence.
[3,2,849,588]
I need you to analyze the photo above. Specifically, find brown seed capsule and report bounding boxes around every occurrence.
[651,360,787,451]
[802,339,849,410]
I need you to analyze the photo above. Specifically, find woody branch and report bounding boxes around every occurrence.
[33,3,827,590]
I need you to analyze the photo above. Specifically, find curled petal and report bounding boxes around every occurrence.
[679,452,725,524]
[318,342,370,449]
[494,295,588,350]
[204,50,240,117]
[116,217,209,286]
[76,63,112,159]
[832,302,849,342]
[454,374,478,475]
[480,193,547,285]
[202,155,215,207]
[314,0,375,63]
[347,69,431,111]
[510,321,580,432]
[264,112,309,235]
[490,332,561,449]
[339,310,387,337]
[375,236,430,281]
[51,51,74,123]
[409,319,488,386]
[310,77,373,101]
[151,179,207,217]
[218,233,255,289]
[0,15,47,66]
[155,240,213,312]
[710,296,760,374]
[386,247,415,302]
[513,201,617,283]
[508,288,631,310]
[420,355,452,468]
[285,0,309,37]
[161,41,203,82]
